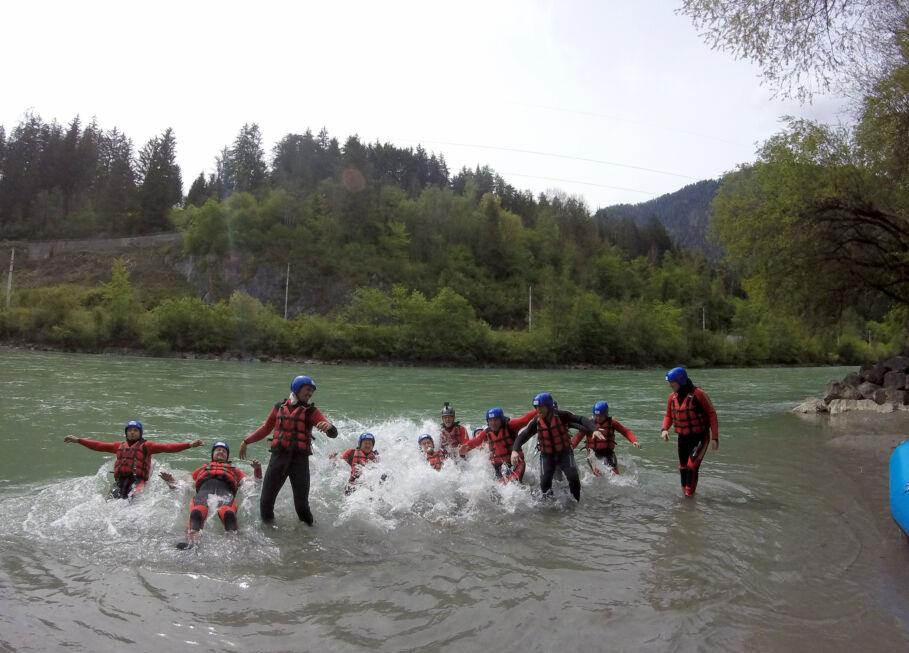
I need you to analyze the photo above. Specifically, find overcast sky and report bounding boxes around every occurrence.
[1,0,847,209]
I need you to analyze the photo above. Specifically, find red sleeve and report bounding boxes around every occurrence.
[457,425,469,445]
[235,467,247,482]
[191,465,206,482]
[508,409,538,432]
[340,449,355,465]
[661,395,674,431]
[463,431,487,450]
[311,407,329,424]
[611,419,638,444]
[244,406,279,445]
[570,433,584,449]
[145,441,193,454]
[694,388,719,439]
[74,438,121,453]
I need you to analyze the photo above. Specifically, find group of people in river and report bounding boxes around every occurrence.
[63,366,719,545]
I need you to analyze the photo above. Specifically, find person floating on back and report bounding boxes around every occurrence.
[571,400,641,476]
[63,420,203,500]
[439,403,469,457]
[238,375,338,525]
[660,367,719,497]
[330,432,379,494]
[511,393,588,502]
[419,434,446,471]
[160,440,262,549]
[460,406,537,483]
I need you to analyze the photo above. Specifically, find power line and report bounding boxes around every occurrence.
[499,171,657,196]
[505,101,749,147]
[393,137,696,180]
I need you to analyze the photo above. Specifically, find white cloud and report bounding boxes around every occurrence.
[1,0,849,209]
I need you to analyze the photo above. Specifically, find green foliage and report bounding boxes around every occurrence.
[100,258,140,342]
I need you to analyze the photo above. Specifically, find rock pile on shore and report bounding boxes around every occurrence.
[794,355,909,415]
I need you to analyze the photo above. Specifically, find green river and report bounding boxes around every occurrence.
[1,348,908,651]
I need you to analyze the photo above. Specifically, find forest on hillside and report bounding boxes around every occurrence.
[3,0,909,372]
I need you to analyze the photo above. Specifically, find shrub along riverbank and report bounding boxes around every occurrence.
[1,258,906,367]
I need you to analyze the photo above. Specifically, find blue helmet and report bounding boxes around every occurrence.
[291,375,317,395]
[473,428,485,436]
[358,432,376,446]
[418,433,434,445]
[593,400,609,416]
[532,392,555,410]
[486,407,505,421]
[665,367,689,385]
[211,440,230,458]
[124,420,143,436]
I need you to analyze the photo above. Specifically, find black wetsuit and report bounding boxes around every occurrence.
[190,478,237,531]
[109,475,143,500]
[513,410,594,502]
[260,451,316,524]
[493,460,525,482]
[593,449,619,472]
[678,432,709,492]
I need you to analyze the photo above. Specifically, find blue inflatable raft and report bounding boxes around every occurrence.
[889,440,909,537]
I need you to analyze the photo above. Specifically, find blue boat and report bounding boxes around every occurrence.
[889,440,909,537]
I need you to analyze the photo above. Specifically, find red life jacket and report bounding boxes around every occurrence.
[114,440,151,480]
[588,418,616,452]
[485,422,515,465]
[271,400,316,453]
[425,449,446,471]
[345,449,378,482]
[670,392,708,436]
[439,423,466,450]
[537,413,571,454]
[194,462,244,493]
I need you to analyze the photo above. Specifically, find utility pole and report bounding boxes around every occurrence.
[284,262,290,320]
[528,284,533,331]
[5,248,14,309]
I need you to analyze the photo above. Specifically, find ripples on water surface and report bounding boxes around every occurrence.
[1,349,908,651]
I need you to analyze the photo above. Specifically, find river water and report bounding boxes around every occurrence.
[1,349,908,651]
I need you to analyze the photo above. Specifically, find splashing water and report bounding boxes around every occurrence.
[0,416,642,565]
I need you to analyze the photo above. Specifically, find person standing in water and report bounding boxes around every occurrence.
[460,407,537,483]
[160,440,262,548]
[64,420,203,500]
[238,375,337,525]
[661,367,719,497]
[511,393,588,502]
[570,400,641,476]
[438,403,469,456]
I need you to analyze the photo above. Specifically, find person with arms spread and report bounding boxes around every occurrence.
[64,420,202,500]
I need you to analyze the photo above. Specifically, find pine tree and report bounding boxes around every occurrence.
[186,172,210,207]
[230,123,267,194]
[137,127,182,232]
